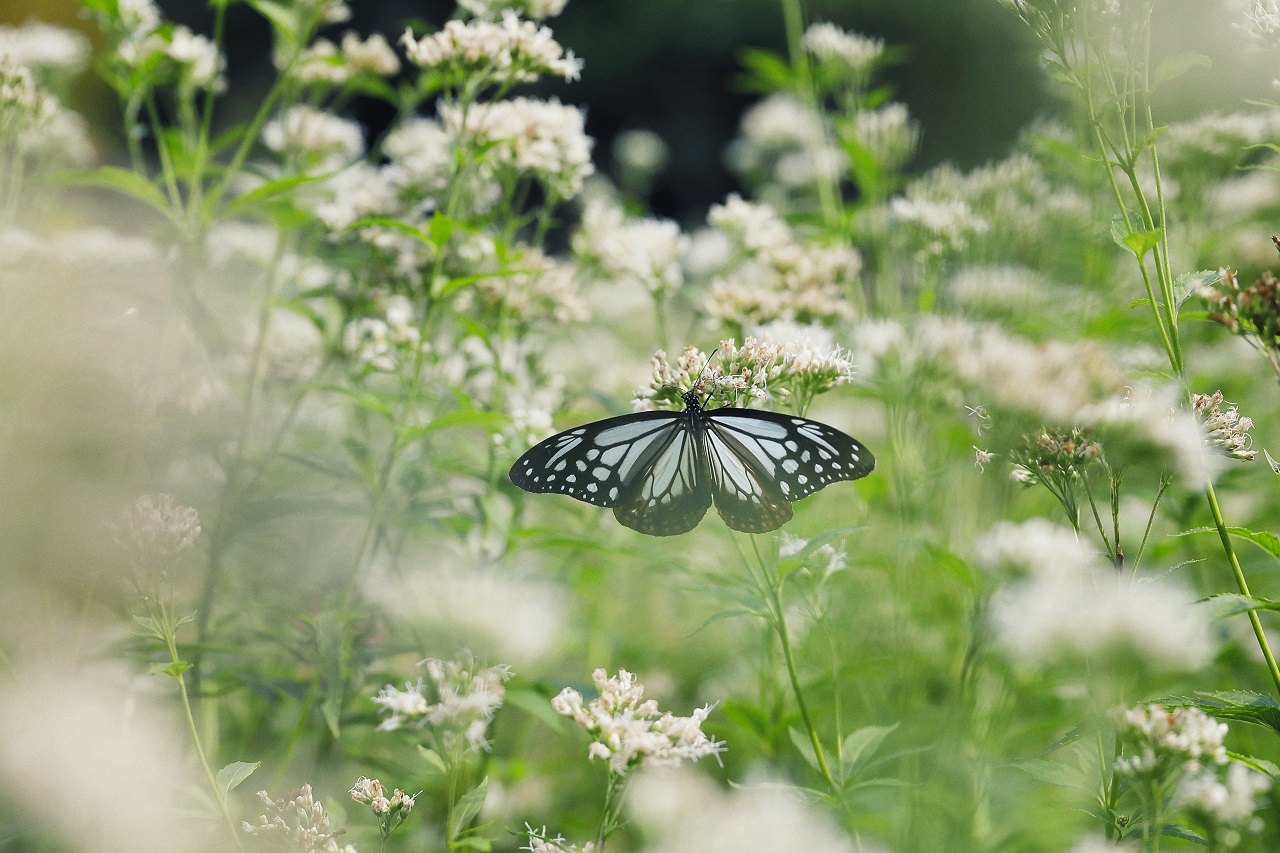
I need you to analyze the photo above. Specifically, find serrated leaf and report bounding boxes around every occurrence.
[1173,270,1214,313]
[1193,691,1280,734]
[1180,526,1280,562]
[447,777,489,841]
[839,723,898,778]
[788,727,822,772]
[215,761,260,799]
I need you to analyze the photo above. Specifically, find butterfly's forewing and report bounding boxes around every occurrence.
[705,408,875,532]
[611,420,713,536]
[509,411,681,508]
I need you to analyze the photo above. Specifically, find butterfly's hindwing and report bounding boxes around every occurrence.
[612,418,713,536]
[707,408,875,501]
[509,410,681,508]
[703,425,793,533]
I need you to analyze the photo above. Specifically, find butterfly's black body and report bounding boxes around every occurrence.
[509,390,874,536]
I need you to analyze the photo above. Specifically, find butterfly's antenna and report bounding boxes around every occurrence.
[691,347,720,396]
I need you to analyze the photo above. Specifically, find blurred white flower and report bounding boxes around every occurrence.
[373,657,512,750]
[628,767,865,853]
[440,97,594,198]
[985,521,1216,671]
[1175,761,1270,827]
[575,198,688,295]
[803,22,884,74]
[520,823,594,852]
[0,663,205,852]
[383,117,454,197]
[0,19,90,73]
[263,105,365,171]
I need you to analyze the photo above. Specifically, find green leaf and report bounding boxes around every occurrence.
[1181,526,1280,562]
[1110,212,1161,257]
[398,410,508,444]
[220,172,326,219]
[244,0,297,43]
[503,687,567,730]
[839,723,898,778]
[313,613,346,740]
[418,746,450,776]
[1230,751,1280,783]
[734,47,796,93]
[53,166,172,216]
[1154,53,1211,86]
[788,727,821,772]
[922,542,977,591]
[428,212,455,246]
[448,777,489,841]
[1010,757,1084,788]
[215,761,260,800]
[158,660,193,678]
[1191,691,1280,734]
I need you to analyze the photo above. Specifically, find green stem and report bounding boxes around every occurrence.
[165,630,245,852]
[761,555,839,795]
[1204,480,1280,696]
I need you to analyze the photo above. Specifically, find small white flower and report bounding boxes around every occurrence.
[553,668,725,776]
[263,105,364,170]
[400,12,581,85]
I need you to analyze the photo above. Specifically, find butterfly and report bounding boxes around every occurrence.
[509,387,875,536]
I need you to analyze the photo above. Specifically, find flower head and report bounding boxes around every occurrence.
[1113,704,1229,778]
[400,12,581,89]
[1192,390,1257,461]
[551,668,724,776]
[372,656,512,751]
[242,785,351,851]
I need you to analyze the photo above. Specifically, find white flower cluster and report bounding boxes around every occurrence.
[852,102,919,172]
[574,198,688,296]
[633,331,853,412]
[114,494,202,567]
[1191,390,1257,462]
[440,97,594,198]
[342,295,428,374]
[1113,705,1229,777]
[521,823,595,853]
[382,117,454,197]
[293,31,401,86]
[461,0,569,20]
[104,0,224,91]
[263,105,365,171]
[460,244,588,326]
[400,12,581,86]
[372,657,512,751]
[728,93,846,192]
[858,314,1125,423]
[0,19,90,73]
[982,519,1215,671]
[1173,762,1270,843]
[349,776,416,817]
[551,668,725,776]
[242,785,356,853]
[702,195,859,326]
[802,22,884,75]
